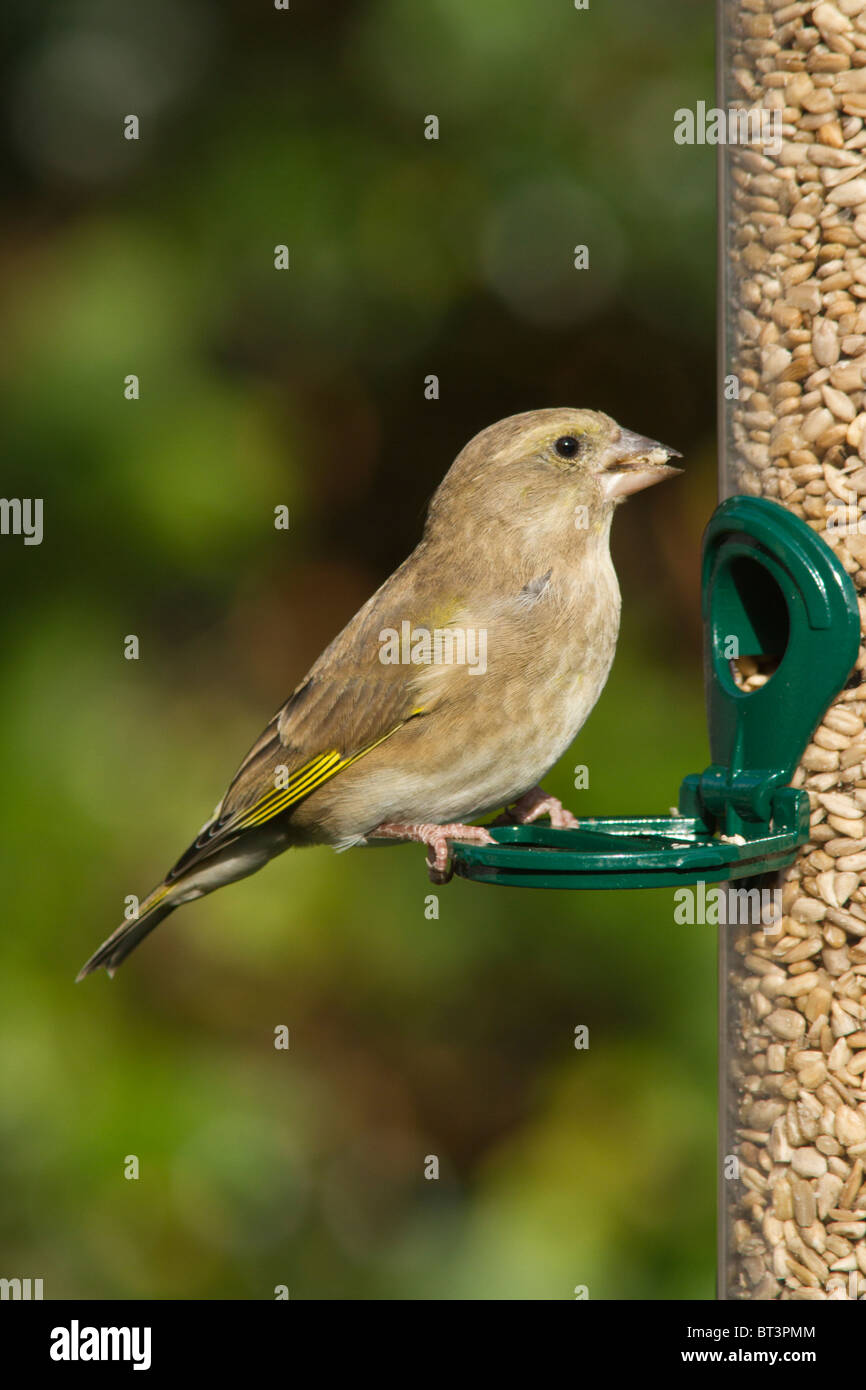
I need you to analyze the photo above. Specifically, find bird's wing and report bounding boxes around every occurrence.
[166,553,445,881]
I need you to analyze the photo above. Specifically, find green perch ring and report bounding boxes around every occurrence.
[451,496,860,890]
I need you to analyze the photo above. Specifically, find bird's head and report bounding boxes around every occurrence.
[427,408,681,545]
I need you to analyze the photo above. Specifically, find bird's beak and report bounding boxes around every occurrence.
[599,429,683,500]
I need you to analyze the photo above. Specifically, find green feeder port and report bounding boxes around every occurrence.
[451,496,860,890]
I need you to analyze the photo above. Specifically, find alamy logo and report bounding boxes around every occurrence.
[0,1276,43,1299]
[826,487,866,537]
[378,620,487,675]
[0,498,43,545]
[674,881,782,927]
[674,102,782,157]
[50,1320,152,1371]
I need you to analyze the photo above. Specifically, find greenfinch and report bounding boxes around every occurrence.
[78,408,680,979]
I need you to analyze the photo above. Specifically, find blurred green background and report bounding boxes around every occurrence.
[0,0,719,1298]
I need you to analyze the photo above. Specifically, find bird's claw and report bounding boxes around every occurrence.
[368,821,496,885]
[424,824,498,884]
[492,785,579,830]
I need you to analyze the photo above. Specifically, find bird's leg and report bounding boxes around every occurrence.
[368,821,496,885]
[492,785,579,830]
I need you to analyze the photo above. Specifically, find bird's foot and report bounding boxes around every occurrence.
[492,785,579,830]
[368,821,496,885]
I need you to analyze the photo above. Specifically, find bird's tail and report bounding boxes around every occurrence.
[76,884,179,981]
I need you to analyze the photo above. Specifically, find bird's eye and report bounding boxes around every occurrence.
[554,435,581,459]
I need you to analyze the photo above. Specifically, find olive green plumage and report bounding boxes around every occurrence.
[78,407,680,979]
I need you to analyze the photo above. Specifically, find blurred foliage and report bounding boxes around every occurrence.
[0,0,718,1298]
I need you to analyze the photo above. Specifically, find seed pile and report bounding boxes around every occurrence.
[724,0,866,1298]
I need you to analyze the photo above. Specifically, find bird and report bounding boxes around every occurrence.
[78,408,681,979]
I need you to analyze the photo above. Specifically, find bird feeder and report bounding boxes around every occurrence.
[455,0,866,1302]
[451,495,858,889]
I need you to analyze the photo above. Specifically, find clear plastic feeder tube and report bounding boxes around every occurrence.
[718,0,866,1301]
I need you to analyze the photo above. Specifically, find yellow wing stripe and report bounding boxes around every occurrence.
[238,752,342,829]
[263,754,342,810]
[236,722,409,832]
[248,751,340,816]
[140,883,172,914]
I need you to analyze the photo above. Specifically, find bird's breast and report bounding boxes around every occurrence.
[486,559,622,797]
[302,552,623,839]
